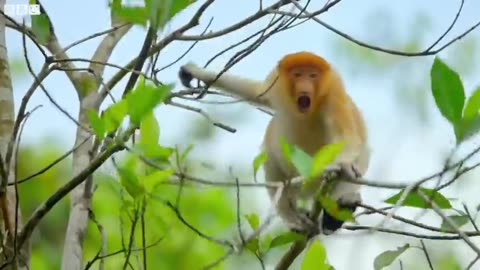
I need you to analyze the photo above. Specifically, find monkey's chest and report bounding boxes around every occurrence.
[288,129,328,155]
[279,118,331,153]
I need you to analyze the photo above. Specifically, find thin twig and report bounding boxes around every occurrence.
[425,0,464,51]
[122,206,140,270]
[420,240,435,270]
[344,225,480,240]
[17,127,135,250]
[88,209,107,270]
[155,18,214,73]
[140,198,147,270]
[289,0,480,57]
[417,190,480,255]
[12,136,91,185]
[84,238,164,270]
[463,204,480,232]
[234,177,246,244]
[163,201,235,248]
[166,100,236,133]
[467,256,480,270]
[61,23,132,54]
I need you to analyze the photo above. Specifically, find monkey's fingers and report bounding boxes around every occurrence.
[178,66,193,88]
[325,162,361,179]
[340,163,362,179]
[179,62,201,88]
[323,164,342,179]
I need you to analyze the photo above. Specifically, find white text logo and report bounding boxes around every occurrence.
[4,4,40,17]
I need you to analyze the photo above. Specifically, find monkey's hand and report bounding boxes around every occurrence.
[179,62,202,88]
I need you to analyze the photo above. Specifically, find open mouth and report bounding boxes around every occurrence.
[297,95,311,112]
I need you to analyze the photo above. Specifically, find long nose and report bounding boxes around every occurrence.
[295,79,315,96]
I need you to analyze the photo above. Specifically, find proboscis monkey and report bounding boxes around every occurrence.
[179,51,369,234]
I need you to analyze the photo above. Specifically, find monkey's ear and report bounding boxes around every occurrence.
[179,62,201,88]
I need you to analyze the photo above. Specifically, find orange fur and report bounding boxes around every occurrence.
[278,51,330,72]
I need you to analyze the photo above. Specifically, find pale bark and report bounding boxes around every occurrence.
[0,2,30,268]
[60,20,131,270]
[60,96,96,270]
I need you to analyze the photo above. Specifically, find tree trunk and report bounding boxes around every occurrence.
[0,2,30,269]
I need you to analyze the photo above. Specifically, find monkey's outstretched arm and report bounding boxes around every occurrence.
[179,63,271,107]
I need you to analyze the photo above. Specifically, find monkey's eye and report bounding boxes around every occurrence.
[293,72,302,77]
[309,73,317,78]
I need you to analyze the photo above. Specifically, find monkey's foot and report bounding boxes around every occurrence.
[325,162,361,180]
[322,194,361,235]
[289,209,319,237]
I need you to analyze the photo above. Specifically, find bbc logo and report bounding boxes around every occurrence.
[4,4,40,17]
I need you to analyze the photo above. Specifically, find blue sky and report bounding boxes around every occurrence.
[6,0,480,269]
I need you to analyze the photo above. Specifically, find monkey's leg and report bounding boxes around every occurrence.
[321,198,358,234]
[320,170,362,234]
[264,160,318,234]
[267,185,319,234]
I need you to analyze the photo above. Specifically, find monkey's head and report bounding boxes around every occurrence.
[276,51,332,116]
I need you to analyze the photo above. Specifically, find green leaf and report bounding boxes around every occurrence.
[245,238,259,254]
[253,152,268,180]
[139,112,160,145]
[453,122,465,143]
[126,81,172,124]
[373,244,410,270]
[148,0,195,28]
[460,116,480,142]
[112,3,148,26]
[463,87,480,121]
[97,174,124,194]
[260,234,272,253]
[280,138,313,178]
[86,109,105,140]
[135,144,173,162]
[310,142,345,177]
[244,213,259,231]
[319,196,354,222]
[117,166,144,199]
[290,146,312,177]
[141,169,174,193]
[31,13,50,44]
[103,100,128,132]
[430,57,465,125]
[112,0,194,29]
[145,0,163,27]
[280,136,293,164]
[269,232,305,249]
[384,187,452,209]
[440,215,469,231]
[301,240,332,270]
[455,86,480,142]
[167,0,195,19]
